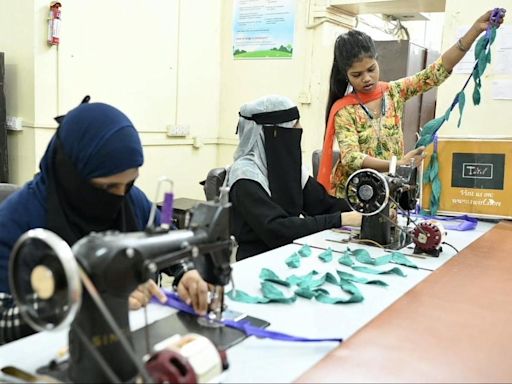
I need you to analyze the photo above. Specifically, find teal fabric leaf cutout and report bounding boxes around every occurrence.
[352,265,406,277]
[477,50,488,75]
[286,271,319,288]
[429,152,439,180]
[443,107,452,121]
[353,248,392,266]
[298,244,312,257]
[487,49,492,64]
[259,268,291,287]
[472,85,481,106]
[316,279,364,304]
[431,175,442,215]
[337,249,354,267]
[457,91,466,128]
[285,252,301,268]
[337,270,388,286]
[489,26,497,44]
[295,287,329,299]
[474,34,488,59]
[261,281,296,303]
[390,252,418,269]
[423,159,433,184]
[318,247,333,262]
[325,272,339,285]
[227,289,269,304]
[416,116,445,148]
[315,291,363,304]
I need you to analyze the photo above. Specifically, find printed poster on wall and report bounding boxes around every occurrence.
[233,0,296,59]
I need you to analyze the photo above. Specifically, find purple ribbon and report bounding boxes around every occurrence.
[161,192,174,226]
[411,213,478,231]
[153,291,343,343]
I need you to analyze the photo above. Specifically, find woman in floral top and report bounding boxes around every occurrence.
[318,9,505,197]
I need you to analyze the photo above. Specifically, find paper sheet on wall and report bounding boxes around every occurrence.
[453,26,476,74]
[492,80,512,100]
[493,25,512,75]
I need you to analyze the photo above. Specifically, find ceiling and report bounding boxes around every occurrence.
[328,0,446,16]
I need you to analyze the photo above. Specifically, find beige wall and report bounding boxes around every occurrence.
[436,0,512,137]
[218,1,351,172]
[2,0,222,200]
[3,0,510,201]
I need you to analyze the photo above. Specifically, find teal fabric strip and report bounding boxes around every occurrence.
[352,248,392,266]
[259,268,291,287]
[286,271,322,289]
[295,287,329,300]
[261,281,296,303]
[298,244,312,257]
[318,247,333,262]
[316,278,364,304]
[227,289,270,304]
[390,252,418,269]
[285,252,301,268]
[336,270,388,287]
[337,249,354,267]
[351,265,406,277]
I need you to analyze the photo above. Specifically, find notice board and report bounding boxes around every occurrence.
[421,138,512,219]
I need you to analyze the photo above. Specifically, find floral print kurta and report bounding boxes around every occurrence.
[332,58,451,198]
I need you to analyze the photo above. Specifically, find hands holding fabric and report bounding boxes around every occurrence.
[474,9,505,33]
[176,270,210,316]
[400,146,425,168]
[129,279,166,310]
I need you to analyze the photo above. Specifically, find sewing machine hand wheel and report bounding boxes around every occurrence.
[345,169,390,216]
[9,229,81,331]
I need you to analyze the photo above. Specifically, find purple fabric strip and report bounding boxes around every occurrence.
[153,291,342,343]
[161,192,174,226]
[410,213,478,231]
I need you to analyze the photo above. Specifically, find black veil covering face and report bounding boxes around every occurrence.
[231,97,307,216]
[47,137,137,245]
[263,120,303,216]
[40,102,144,245]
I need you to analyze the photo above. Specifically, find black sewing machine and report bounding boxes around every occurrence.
[9,198,267,383]
[345,158,418,249]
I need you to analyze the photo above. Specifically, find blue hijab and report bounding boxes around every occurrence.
[0,102,157,293]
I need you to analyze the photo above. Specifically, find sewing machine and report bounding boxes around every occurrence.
[345,158,445,256]
[8,198,264,383]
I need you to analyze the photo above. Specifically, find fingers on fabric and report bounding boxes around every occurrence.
[177,270,209,316]
[146,279,167,303]
[129,287,148,310]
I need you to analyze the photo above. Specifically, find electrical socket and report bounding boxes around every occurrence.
[166,124,190,137]
[6,116,23,131]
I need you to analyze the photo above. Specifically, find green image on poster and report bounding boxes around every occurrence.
[233,0,295,60]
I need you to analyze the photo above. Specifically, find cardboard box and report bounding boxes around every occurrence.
[421,138,512,219]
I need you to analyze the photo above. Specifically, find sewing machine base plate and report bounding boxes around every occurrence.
[36,311,269,382]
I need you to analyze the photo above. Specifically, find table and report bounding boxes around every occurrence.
[294,220,496,271]
[296,221,512,383]
[0,220,500,383]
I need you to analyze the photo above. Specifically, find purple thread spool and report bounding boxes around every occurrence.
[161,192,174,227]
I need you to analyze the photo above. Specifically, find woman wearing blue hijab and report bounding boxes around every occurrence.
[0,101,167,344]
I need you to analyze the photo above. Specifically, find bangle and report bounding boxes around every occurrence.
[456,38,469,52]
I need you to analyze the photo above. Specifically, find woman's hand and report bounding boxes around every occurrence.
[341,211,362,227]
[176,270,209,316]
[129,279,167,310]
[400,146,425,168]
[473,9,506,33]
